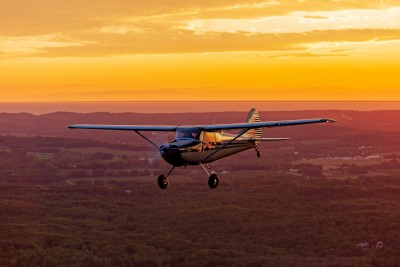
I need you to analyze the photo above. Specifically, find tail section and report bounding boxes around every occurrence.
[245,108,262,142]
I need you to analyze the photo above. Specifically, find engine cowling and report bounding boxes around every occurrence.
[159,139,199,166]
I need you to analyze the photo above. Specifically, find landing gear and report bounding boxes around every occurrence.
[157,175,169,189]
[157,166,175,189]
[255,146,261,158]
[200,163,220,189]
[158,164,221,189]
[208,173,219,189]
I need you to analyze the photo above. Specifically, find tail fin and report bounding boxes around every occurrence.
[245,108,262,142]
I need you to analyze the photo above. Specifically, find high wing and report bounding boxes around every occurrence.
[201,118,337,131]
[68,125,177,131]
[68,118,336,132]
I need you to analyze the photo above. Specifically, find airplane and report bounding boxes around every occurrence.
[68,108,336,189]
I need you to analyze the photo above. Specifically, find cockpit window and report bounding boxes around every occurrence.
[176,127,202,140]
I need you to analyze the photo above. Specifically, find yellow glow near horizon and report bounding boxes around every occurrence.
[1,0,400,102]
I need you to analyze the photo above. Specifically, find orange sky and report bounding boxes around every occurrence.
[1,0,400,102]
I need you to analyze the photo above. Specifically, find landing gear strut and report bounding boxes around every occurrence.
[255,146,261,158]
[157,166,175,189]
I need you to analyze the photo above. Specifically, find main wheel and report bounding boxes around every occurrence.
[208,174,219,189]
[158,175,169,189]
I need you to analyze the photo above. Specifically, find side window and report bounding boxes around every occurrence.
[191,132,199,139]
[176,128,202,140]
[203,131,222,144]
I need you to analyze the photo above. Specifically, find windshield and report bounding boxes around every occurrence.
[176,127,202,140]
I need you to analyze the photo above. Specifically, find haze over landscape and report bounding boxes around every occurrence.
[0,101,399,115]
[1,109,400,266]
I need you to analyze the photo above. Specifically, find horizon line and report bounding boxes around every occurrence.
[1,100,400,103]
[1,101,399,114]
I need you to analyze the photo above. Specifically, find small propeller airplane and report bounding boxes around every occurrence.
[69,108,336,189]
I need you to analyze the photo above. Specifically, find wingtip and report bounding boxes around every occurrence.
[324,118,337,123]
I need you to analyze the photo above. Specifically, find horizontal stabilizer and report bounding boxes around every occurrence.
[248,138,290,142]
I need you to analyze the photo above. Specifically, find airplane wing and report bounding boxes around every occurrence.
[202,118,336,131]
[69,118,336,132]
[68,125,177,131]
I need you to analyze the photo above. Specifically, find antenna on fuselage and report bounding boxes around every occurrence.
[212,115,217,125]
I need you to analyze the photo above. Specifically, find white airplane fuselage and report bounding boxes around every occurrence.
[159,127,255,167]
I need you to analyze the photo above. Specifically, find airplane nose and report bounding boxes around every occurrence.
[161,144,179,154]
[161,145,170,153]
[159,142,190,167]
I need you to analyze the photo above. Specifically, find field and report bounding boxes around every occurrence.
[3,170,400,267]
[1,111,400,266]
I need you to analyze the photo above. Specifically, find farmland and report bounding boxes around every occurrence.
[1,110,400,266]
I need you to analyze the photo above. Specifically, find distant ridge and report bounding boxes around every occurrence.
[0,101,399,115]
[0,110,399,143]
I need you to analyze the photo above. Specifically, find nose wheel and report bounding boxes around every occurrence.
[157,166,175,189]
[208,173,219,189]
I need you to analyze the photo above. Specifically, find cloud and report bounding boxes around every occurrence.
[1,1,400,59]
[302,38,400,57]
[97,25,146,34]
[181,7,400,34]
[11,29,397,59]
[0,35,90,57]
[303,15,329,19]
[266,51,351,59]
[1,0,397,35]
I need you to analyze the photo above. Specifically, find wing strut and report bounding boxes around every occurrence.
[201,128,250,163]
[134,131,159,150]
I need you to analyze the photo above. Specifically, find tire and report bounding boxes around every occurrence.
[158,175,169,189]
[208,174,219,189]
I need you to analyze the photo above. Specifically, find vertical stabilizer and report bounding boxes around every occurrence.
[245,108,262,142]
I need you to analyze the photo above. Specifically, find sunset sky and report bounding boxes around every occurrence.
[1,0,400,102]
